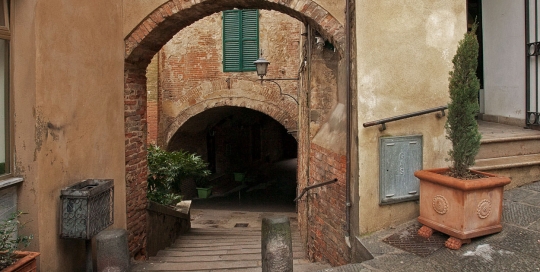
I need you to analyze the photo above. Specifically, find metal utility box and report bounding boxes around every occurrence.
[60,179,114,239]
[379,135,422,205]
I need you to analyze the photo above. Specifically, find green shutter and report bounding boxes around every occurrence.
[241,9,258,71]
[223,10,241,72]
[223,9,259,72]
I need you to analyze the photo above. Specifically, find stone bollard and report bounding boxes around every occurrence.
[261,216,293,272]
[95,229,130,272]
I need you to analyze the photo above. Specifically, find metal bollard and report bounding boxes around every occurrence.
[261,216,293,272]
[95,229,130,272]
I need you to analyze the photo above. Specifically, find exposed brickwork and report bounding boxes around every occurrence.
[124,68,149,257]
[125,0,345,259]
[306,143,349,266]
[125,0,345,68]
[161,89,298,145]
[147,55,159,145]
[156,11,301,146]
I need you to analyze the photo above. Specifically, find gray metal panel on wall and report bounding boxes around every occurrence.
[379,135,422,205]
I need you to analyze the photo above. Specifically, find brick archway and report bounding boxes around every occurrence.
[163,97,298,146]
[161,78,299,145]
[124,0,344,258]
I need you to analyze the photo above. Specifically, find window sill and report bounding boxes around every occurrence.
[0,177,23,190]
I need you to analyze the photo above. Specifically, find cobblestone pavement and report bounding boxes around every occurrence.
[324,180,540,272]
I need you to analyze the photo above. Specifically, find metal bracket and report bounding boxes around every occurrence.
[436,109,446,118]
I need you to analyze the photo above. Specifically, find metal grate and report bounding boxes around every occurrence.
[60,179,114,239]
[383,224,447,257]
[234,223,249,228]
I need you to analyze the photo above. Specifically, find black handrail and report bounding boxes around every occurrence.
[363,106,447,131]
[294,178,338,202]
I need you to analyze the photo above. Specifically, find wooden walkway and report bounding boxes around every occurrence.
[131,221,330,271]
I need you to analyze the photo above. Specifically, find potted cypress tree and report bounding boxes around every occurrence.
[414,24,511,249]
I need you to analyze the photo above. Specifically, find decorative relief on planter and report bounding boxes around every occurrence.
[477,199,492,219]
[432,195,449,215]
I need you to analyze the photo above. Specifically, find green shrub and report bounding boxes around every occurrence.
[147,145,211,206]
[445,23,482,178]
[0,212,33,270]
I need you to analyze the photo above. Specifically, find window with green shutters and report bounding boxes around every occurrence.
[223,9,259,72]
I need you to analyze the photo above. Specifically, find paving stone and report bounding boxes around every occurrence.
[357,251,424,271]
[529,219,540,232]
[502,202,540,227]
[481,225,540,259]
[504,188,537,202]
[422,242,540,272]
[521,181,540,192]
[522,192,540,206]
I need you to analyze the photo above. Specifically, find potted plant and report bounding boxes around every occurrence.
[415,23,511,249]
[0,212,39,272]
[195,177,212,199]
[147,145,210,203]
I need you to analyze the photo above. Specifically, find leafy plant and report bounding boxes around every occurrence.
[445,23,482,178]
[0,212,33,270]
[147,145,211,206]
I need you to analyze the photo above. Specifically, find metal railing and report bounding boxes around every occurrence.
[294,178,338,202]
[362,106,447,131]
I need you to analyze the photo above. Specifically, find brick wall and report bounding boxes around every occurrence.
[125,0,346,259]
[155,10,302,146]
[306,143,349,266]
[124,68,149,258]
[147,55,159,145]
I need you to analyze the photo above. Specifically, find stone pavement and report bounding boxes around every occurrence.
[321,180,540,272]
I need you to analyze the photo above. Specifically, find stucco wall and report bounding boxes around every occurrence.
[482,0,526,123]
[355,0,465,234]
[13,0,126,271]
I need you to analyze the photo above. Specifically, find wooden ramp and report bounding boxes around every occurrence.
[131,225,331,271]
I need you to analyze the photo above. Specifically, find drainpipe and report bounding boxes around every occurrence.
[303,23,313,249]
[345,0,352,248]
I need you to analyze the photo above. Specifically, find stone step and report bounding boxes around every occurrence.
[472,153,540,189]
[130,225,324,272]
[157,247,306,257]
[131,258,319,271]
[477,135,540,159]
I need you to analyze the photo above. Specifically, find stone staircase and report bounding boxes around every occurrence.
[131,223,330,271]
[472,121,540,189]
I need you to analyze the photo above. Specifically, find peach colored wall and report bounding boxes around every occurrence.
[356,0,466,234]
[13,0,126,270]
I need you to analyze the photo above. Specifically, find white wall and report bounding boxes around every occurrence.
[482,0,526,121]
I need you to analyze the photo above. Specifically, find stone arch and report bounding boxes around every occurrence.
[164,97,298,146]
[125,0,345,69]
[124,0,345,258]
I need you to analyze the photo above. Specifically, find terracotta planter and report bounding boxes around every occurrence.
[2,251,40,272]
[415,168,511,249]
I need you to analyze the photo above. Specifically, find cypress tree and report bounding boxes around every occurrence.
[445,23,481,178]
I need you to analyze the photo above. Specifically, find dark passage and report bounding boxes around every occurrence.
[168,106,298,211]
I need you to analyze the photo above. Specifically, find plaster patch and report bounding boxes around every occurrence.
[426,10,456,49]
[378,0,423,32]
[358,70,381,120]
[463,244,514,262]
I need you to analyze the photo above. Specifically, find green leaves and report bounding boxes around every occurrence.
[445,23,482,178]
[0,212,33,270]
[147,145,211,206]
